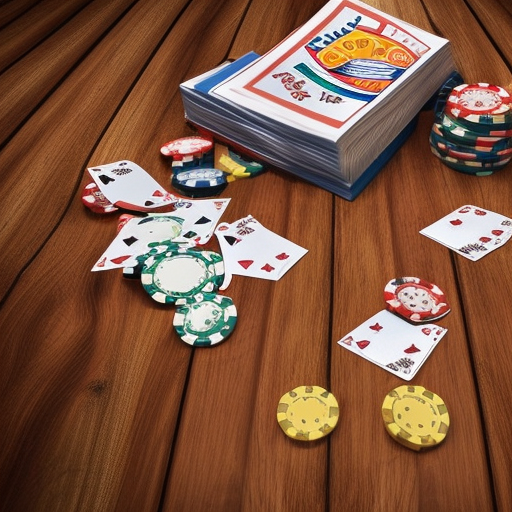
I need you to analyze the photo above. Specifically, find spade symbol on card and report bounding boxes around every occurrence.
[194,216,211,225]
[238,260,253,269]
[99,174,115,185]
[224,235,240,246]
[123,236,138,246]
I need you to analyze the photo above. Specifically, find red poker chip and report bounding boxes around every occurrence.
[81,182,117,214]
[384,277,450,323]
[160,136,213,160]
[446,83,512,119]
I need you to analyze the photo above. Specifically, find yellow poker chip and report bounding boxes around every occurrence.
[381,385,450,451]
[277,386,339,441]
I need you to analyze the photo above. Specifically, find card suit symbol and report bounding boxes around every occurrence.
[475,209,487,216]
[450,219,462,226]
[238,260,253,269]
[421,327,431,335]
[370,322,383,332]
[152,190,164,197]
[341,336,353,346]
[144,201,155,206]
[224,235,240,246]
[436,329,443,335]
[261,263,275,272]
[480,236,491,243]
[404,344,421,354]
[275,252,289,260]
[356,340,370,349]
[123,236,138,246]
[97,257,106,267]
[194,216,211,225]
[214,201,224,210]
[110,255,131,265]
[217,225,228,231]
[459,206,471,213]
[99,174,115,185]
[492,230,504,236]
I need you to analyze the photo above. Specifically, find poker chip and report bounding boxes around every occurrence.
[381,385,450,451]
[446,83,512,125]
[277,385,339,441]
[214,143,267,181]
[171,167,228,198]
[141,245,224,304]
[81,182,117,214]
[173,293,237,346]
[433,71,464,122]
[160,136,213,160]
[384,277,450,323]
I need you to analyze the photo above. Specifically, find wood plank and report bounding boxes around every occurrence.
[0,0,186,303]
[0,0,136,146]
[163,0,333,510]
[0,0,92,72]
[0,0,41,28]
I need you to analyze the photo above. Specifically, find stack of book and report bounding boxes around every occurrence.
[180,0,456,200]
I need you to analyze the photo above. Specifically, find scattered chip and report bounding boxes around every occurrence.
[141,245,224,304]
[173,293,237,346]
[160,136,213,160]
[381,385,450,451]
[277,385,339,441]
[171,167,228,198]
[81,182,117,214]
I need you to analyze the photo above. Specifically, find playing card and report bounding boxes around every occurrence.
[337,310,448,381]
[420,205,512,261]
[87,160,175,211]
[215,215,308,290]
[92,214,186,271]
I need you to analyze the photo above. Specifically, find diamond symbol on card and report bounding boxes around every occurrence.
[238,260,253,269]
[492,230,504,236]
[275,253,289,260]
[261,263,275,272]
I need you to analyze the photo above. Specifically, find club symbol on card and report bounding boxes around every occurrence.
[422,327,431,335]
[261,263,275,272]
[404,344,420,354]
[123,236,138,246]
[450,219,462,226]
[356,340,370,349]
[194,216,211,225]
[370,322,383,332]
[238,260,253,269]
[223,235,240,246]
[276,253,289,260]
[99,174,115,185]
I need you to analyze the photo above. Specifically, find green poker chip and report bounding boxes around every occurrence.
[141,245,224,304]
[173,293,237,346]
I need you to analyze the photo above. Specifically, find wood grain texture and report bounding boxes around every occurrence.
[1,0,512,510]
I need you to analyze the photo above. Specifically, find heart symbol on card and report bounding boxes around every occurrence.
[356,340,370,349]
[261,263,275,272]
[480,236,491,243]
[341,336,353,346]
[238,260,253,269]
[99,174,115,185]
[275,253,289,260]
[370,323,383,332]
[475,209,487,216]
[492,230,504,236]
[110,255,131,265]
[404,344,420,354]
[422,327,431,335]
[450,219,462,226]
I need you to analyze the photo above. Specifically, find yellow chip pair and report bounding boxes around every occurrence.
[381,385,450,451]
[277,385,339,441]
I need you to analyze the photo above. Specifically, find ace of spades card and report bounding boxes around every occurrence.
[87,160,174,211]
[420,205,512,261]
[338,310,448,381]
[215,215,308,290]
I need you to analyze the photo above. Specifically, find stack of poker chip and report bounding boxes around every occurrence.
[430,83,512,176]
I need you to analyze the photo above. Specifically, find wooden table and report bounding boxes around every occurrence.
[1,0,511,510]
